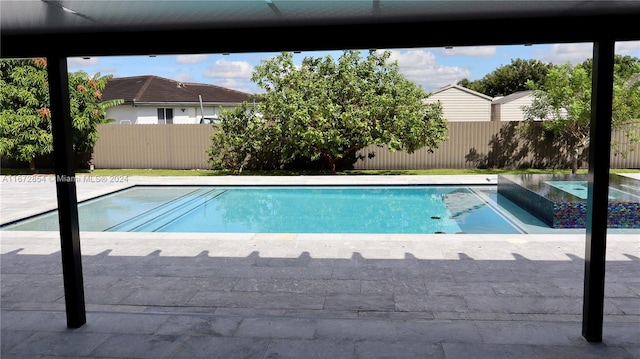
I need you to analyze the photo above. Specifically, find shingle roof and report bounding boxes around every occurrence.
[102,75,254,104]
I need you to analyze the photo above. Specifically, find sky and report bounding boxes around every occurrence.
[67,41,640,95]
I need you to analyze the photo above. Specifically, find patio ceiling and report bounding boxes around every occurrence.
[2,0,640,58]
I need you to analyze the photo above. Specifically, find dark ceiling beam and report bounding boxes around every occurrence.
[3,14,640,58]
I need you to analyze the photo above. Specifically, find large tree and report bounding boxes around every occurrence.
[463,58,553,97]
[0,59,52,171]
[0,59,122,170]
[521,57,640,174]
[210,50,447,173]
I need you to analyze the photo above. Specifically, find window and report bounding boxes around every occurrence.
[157,108,173,124]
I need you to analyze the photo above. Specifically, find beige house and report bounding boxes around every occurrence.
[491,90,534,121]
[423,84,493,122]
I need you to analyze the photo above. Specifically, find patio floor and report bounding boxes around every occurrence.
[1,175,639,358]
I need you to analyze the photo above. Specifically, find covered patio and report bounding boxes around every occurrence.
[1,0,640,356]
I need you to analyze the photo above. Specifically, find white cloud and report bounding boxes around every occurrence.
[388,49,438,67]
[516,41,638,68]
[171,73,194,83]
[212,78,256,94]
[203,59,253,79]
[535,43,593,65]
[615,41,640,56]
[176,54,209,64]
[67,57,99,68]
[388,49,472,92]
[440,46,497,57]
[97,67,118,75]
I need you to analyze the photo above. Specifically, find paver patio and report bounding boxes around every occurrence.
[1,175,638,358]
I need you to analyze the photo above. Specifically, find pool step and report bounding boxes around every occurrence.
[107,188,224,232]
[136,189,227,232]
[442,190,486,219]
[614,184,640,198]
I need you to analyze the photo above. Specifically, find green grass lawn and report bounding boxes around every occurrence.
[1,167,639,176]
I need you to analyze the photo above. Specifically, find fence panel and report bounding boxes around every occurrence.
[353,122,640,170]
[92,122,640,170]
[610,128,640,169]
[92,124,217,169]
[354,122,503,169]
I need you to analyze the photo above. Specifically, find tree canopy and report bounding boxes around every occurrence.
[520,55,640,174]
[0,58,122,170]
[461,58,553,97]
[210,50,448,173]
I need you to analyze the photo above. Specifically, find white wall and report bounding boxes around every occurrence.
[172,107,192,124]
[136,106,161,124]
[106,106,138,124]
[106,104,244,124]
[496,96,533,121]
[424,87,492,121]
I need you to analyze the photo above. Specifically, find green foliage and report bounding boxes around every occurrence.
[520,56,640,174]
[465,58,553,97]
[0,59,52,170]
[0,59,122,170]
[67,71,123,168]
[208,103,281,172]
[210,50,448,173]
[580,55,640,80]
[456,78,471,88]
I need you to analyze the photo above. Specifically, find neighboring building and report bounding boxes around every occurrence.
[102,75,254,124]
[423,84,493,122]
[491,90,533,121]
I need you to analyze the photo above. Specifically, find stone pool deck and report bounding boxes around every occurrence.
[1,175,639,358]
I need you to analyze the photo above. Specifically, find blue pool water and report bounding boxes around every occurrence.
[1,185,522,234]
[545,180,640,201]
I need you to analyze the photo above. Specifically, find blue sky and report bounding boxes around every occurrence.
[67,41,640,95]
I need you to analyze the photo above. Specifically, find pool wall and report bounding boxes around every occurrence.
[497,175,557,227]
[497,174,640,229]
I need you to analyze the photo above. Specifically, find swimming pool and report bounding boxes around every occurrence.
[1,185,523,234]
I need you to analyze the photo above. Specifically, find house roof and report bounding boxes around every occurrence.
[491,90,533,105]
[428,84,493,101]
[102,75,253,105]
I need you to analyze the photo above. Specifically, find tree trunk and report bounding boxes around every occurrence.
[329,161,337,174]
[29,158,37,173]
[571,148,578,176]
[321,153,337,174]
